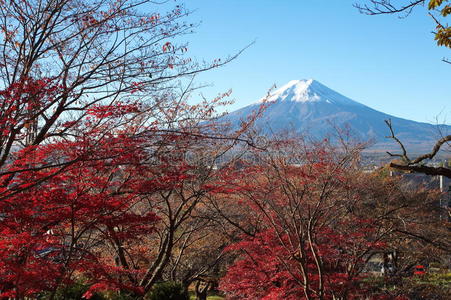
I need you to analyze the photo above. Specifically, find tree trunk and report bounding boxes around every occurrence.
[195,280,210,300]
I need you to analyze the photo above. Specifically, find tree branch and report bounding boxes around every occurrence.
[385,119,451,178]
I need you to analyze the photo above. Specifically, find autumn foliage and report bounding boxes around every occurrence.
[0,0,240,297]
[0,76,236,298]
[0,1,449,299]
[215,141,386,299]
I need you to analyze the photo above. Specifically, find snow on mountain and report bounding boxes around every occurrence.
[256,79,361,106]
[219,79,449,151]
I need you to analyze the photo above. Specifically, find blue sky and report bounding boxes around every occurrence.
[179,0,449,124]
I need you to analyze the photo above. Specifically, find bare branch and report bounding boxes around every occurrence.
[411,134,451,164]
[354,0,425,16]
[385,119,451,178]
[385,119,410,163]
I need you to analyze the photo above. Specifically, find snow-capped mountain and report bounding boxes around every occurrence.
[219,79,448,151]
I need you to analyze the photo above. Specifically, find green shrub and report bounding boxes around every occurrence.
[147,281,189,300]
[37,281,104,300]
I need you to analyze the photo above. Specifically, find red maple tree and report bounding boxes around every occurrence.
[0,76,247,298]
[0,0,251,297]
[219,139,388,300]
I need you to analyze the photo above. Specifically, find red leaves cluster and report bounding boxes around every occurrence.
[0,0,242,297]
[219,142,389,300]
[86,102,142,118]
[0,134,163,297]
[0,77,61,137]
[0,77,206,297]
[220,225,382,300]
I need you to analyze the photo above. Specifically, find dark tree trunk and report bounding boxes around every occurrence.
[195,280,210,300]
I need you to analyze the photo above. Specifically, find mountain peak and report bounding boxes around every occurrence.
[261,79,318,103]
[221,79,447,151]
[258,79,360,106]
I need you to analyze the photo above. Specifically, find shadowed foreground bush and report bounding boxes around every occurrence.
[147,281,189,300]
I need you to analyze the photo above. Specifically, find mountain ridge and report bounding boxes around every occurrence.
[219,79,449,152]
